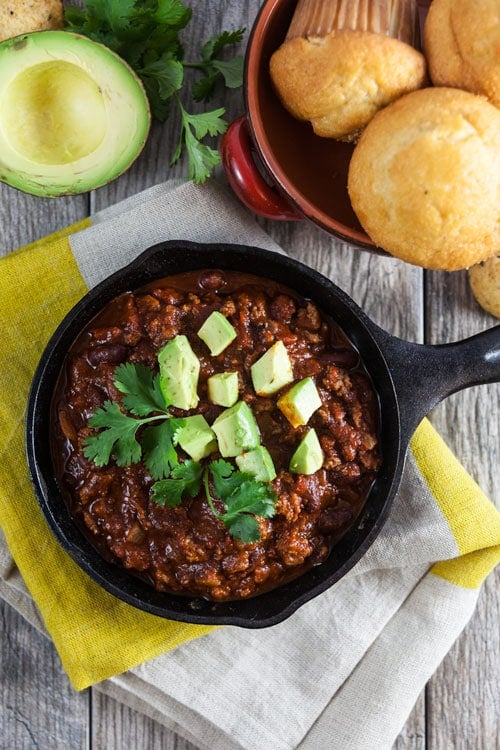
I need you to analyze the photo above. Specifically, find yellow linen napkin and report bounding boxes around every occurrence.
[0,220,215,690]
[0,180,498,705]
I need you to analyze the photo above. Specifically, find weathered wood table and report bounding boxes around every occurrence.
[1,2,498,747]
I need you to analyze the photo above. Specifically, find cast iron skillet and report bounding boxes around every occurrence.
[26,241,500,626]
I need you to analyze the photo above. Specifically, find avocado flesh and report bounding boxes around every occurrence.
[212,401,260,458]
[277,377,322,428]
[290,429,324,475]
[158,335,200,411]
[236,446,276,482]
[176,415,217,462]
[207,371,239,407]
[0,31,150,196]
[251,341,294,396]
[197,312,237,356]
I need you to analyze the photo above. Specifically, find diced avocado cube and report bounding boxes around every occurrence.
[250,341,294,396]
[157,335,200,411]
[289,428,323,475]
[176,414,217,461]
[208,371,239,407]
[236,446,276,482]
[212,400,260,457]
[197,311,237,356]
[277,377,322,428]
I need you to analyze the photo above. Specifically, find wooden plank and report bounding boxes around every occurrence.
[424,268,499,750]
[0,600,89,749]
[92,690,198,750]
[0,184,88,251]
[0,175,90,750]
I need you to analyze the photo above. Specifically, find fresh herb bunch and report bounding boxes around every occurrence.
[83,362,277,543]
[64,0,245,183]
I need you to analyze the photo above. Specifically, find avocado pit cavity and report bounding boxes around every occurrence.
[3,60,107,164]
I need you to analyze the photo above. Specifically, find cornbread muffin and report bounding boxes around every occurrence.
[424,0,500,109]
[270,30,427,141]
[0,0,63,42]
[347,87,500,270]
[469,255,500,318]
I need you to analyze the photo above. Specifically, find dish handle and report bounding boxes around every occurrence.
[220,115,303,221]
[371,324,500,443]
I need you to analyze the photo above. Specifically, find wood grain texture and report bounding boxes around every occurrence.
[0,600,88,750]
[424,269,499,750]
[1,0,498,748]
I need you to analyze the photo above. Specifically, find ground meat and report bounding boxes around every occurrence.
[51,270,381,601]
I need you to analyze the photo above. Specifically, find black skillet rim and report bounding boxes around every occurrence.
[26,241,404,627]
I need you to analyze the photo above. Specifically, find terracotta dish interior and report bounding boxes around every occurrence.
[245,0,430,246]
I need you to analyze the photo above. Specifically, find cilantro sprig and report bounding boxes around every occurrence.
[83,362,183,478]
[83,362,277,543]
[152,459,277,543]
[64,0,245,183]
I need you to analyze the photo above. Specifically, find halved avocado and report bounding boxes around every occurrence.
[0,31,151,196]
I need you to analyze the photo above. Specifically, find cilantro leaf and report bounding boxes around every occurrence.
[192,72,218,103]
[210,458,244,498]
[142,418,184,479]
[211,57,244,89]
[224,514,261,543]
[83,361,179,470]
[151,460,203,506]
[139,56,184,99]
[221,479,277,521]
[171,104,227,183]
[206,460,278,543]
[84,0,137,36]
[182,106,227,139]
[153,0,191,27]
[114,362,168,416]
[201,29,246,61]
[83,401,143,467]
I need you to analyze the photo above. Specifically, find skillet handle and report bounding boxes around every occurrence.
[371,324,500,443]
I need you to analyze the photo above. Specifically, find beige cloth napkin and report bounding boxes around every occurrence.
[1,179,498,750]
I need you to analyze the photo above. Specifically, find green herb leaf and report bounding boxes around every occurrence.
[85,0,137,35]
[139,56,184,99]
[224,514,261,543]
[207,460,278,543]
[151,459,203,506]
[83,401,144,466]
[63,1,244,183]
[142,418,184,479]
[83,361,179,469]
[192,72,218,103]
[172,104,227,183]
[153,0,191,27]
[114,362,168,416]
[201,29,246,61]
[211,56,244,89]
